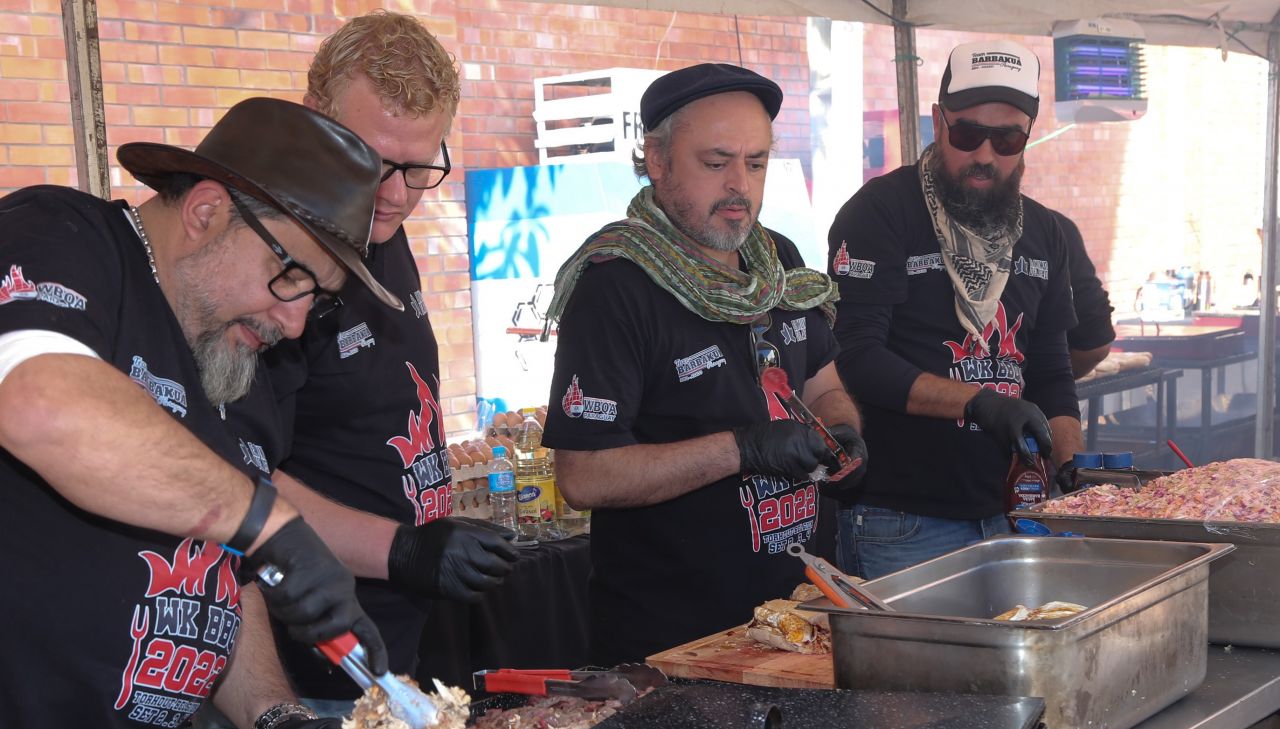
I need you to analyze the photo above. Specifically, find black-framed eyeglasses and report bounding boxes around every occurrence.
[380,141,451,190]
[940,111,1031,156]
[750,313,780,380]
[230,195,344,320]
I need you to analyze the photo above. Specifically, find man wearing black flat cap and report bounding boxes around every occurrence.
[828,40,1084,579]
[0,97,391,729]
[541,62,867,665]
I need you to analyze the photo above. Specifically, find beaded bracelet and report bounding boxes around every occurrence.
[254,702,318,729]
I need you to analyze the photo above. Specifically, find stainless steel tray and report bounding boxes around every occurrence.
[803,536,1234,729]
[1020,496,1280,649]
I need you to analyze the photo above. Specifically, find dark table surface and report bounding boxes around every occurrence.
[417,533,592,689]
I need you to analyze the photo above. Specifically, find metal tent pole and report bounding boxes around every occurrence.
[892,0,920,166]
[1256,16,1280,459]
[61,0,109,199]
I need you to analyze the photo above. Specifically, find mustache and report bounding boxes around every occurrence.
[962,163,999,180]
[231,317,283,350]
[712,196,752,215]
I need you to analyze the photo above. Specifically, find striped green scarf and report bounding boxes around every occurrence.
[544,186,837,334]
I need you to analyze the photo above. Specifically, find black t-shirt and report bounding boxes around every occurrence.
[255,226,450,697]
[1052,211,1116,351]
[0,187,247,728]
[829,166,1078,519]
[541,231,838,666]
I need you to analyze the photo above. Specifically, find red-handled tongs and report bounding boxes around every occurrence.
[473,664,666,705]
[760,367,861,481]
[787,543,892,611]
[256,565,442,727]
[317,632,442,727]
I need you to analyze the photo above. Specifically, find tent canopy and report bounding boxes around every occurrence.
[559,0,1280,51]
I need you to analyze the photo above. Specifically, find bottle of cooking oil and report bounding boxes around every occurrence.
[514,408,564,540]
[552,449,591,536]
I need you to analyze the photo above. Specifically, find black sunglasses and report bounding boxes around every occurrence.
[940,111,1031,156]
[750,313,780,380]
[380,140,451,190]
[230,195,344,320]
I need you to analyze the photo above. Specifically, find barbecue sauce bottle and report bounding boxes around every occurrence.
[1005,436,1049,521]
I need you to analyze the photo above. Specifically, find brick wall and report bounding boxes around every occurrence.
[0,0,809,436]
[862,25,1269,314]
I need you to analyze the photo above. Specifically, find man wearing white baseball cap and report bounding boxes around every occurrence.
[826,39,1085,578]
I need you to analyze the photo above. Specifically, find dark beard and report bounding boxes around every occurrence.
[928,152,1024,239]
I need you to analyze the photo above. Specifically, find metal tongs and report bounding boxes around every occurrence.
[256,564,442,728]
[473,664,667,705]
[787,543,892,611]
[759,367,861,481]
[318,632,443,728]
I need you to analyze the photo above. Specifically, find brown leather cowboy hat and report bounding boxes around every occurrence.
[117,97,403,311]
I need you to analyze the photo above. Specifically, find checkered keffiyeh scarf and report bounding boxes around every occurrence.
[543,186,837,333]
[919,143,1022,356]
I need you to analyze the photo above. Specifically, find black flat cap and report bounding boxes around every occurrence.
[640,63,783,129]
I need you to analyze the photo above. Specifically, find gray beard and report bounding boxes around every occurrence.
[192,326,259,404]
[928,152,1024,239]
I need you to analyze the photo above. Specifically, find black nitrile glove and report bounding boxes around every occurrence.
[733,420,830,481]
[963,388,1053,467]
[388,518,519,603]
[1054,460,1080,495]
[821,424,869,490]
[244,517,388,675]
[277,719,342,729]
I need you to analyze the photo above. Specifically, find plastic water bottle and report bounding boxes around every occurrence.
[488,446,518,532]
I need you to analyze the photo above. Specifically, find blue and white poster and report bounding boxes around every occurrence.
[467,159,820,415]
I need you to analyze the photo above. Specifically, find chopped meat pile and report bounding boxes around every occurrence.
[994,601,1087,621]
[472,695,627,729]
[1042,458,1280,522]
[342,677,470,729]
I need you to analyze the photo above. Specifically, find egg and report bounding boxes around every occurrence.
[447,452,460,470]
[492,412,510,429]
[455,451,474,469]
[484,435,501,447]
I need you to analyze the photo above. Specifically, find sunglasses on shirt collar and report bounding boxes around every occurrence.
[940,111,1032,156]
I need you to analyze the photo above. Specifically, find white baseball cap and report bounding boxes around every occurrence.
[939,39,1040,119]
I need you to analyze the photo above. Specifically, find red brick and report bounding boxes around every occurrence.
[0,166,47,189]
[5,100,69,124]
[99,41,158,64]
[182,26,236,46]
[159,44,213,66]
[156,2,211,25]
[133,105,188,126]
[211,47,267,68]
[124,21,182,43]
[10,143,73,166]
[211,8,264,29]
[162,86,217,107]
[106,125,166,145]
[0,79,40,101]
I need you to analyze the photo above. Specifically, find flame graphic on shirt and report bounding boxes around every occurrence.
[562,375,585,417]
[942,302,1025,363]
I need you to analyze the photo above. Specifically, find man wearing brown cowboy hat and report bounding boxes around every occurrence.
[540,62,867,666]
[0,97,392,728]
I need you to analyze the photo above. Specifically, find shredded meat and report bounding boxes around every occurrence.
[1042,458,1280,522]
[342,677,470,729]
[471,695,627,729]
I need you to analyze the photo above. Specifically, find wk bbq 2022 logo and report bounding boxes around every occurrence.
[386,361,453,525]
[943,301,1026,416]
[114,539,241,728]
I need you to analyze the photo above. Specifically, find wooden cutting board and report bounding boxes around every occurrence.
[646,624,835,689]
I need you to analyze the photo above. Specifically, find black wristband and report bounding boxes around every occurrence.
[225,475,277,556]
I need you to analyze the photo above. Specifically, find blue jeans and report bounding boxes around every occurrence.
[836,504,1011,580]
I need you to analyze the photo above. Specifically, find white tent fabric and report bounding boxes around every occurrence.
[550,0,1278,49]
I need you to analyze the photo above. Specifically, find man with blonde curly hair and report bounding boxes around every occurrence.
[220,10,518,715]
